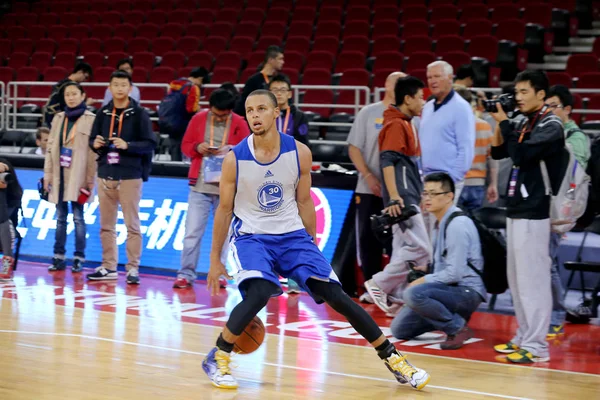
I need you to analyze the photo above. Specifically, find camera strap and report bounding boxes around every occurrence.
[518,105,550,143]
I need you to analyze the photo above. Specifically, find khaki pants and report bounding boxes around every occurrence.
[97,178,143,271]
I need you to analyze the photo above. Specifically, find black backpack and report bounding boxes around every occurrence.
[443,211,508,295]
[157,82,193,140]
[586,135,600,214]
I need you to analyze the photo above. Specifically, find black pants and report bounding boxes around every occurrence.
[169,138,183,162]
[354,193,387,282]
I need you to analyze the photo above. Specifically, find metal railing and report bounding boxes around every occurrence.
[0,82,4,131]
[5,81,170,131]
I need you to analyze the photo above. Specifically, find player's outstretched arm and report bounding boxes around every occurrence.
[295,142,317,242]
[207,151,237,295]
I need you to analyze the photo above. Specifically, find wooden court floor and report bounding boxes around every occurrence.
[1,263,599,400]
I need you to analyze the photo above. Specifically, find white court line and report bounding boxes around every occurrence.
[0,329,531,400]
[1,295,598,379]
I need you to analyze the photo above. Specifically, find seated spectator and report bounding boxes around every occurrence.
[30,127,50,155]
[390,172,486,350]
[453,85,499,211]
[43,62,93,127]
[102,59,141,107]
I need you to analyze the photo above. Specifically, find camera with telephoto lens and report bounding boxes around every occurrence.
[0,172,13,184]
[370,205,418,244]
[482,93,517,113]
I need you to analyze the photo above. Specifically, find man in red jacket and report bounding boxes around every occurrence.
[174,89,251,288]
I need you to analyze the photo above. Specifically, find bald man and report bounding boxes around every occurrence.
[348,71,405,303]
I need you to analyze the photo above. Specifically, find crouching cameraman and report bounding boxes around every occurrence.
[0,158,23,280]
[364,77,432,316]
[390,173,486,350]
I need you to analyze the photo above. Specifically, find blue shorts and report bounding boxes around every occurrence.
[230,229,340,303]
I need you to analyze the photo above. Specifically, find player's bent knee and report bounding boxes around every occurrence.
[306,279,347,306]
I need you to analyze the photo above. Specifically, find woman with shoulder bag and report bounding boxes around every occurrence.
[44,82,97,273]
[0,158,23,280]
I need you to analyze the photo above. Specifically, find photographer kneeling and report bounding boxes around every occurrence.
[364,77,432,316]
[390,173,486,350]
[0,159,23,280]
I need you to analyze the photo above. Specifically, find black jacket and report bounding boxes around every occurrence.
[89,99,157,181]
[234,72,269,117]
[288,105,310,147]
[491,108,566,219]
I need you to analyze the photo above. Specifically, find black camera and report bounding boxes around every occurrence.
[482,93,517,113]
[370,206,418,244]
[0,172,13,184]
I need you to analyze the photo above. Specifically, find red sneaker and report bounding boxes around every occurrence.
[0,256,14,280]
[173,278,192,289]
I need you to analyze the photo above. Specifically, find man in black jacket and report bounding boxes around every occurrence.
[87,71,157,285]
[233,45,284,117]
[490,70,565,364]
[268,74,310,147]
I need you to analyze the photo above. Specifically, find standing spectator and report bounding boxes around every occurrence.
[86,71,157,284]
[159,67,208,161]
[30,127,50,155]
[44,82,97,273]
[364,76,432,316]
[268,74,310,147]
[420,61,475,201]
[233,46,284,117]
[454,65,476,88]
[0,158,23,281]
[43,62,93,127]
[491,70,565,364]
[544,84,591,338]
[347,71,405,303]
[102,59,141,106]
[173,89,250,289]
[453,85,499,211]
[391,172,485,350]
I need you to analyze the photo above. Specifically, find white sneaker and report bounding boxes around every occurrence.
[385,352,430,390]
[202,347,238,389]
[86,266,117,281]
[359,292,374,304]
[364,279,390,313]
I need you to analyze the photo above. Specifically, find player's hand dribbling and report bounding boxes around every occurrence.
[207,260,232,296]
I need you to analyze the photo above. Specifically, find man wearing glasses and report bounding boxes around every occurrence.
[173,89,250,289]
[390,172,485,350]
[268,74,310,147]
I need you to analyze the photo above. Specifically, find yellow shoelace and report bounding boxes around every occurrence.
[387,354,417,378]
[215,350,233,375]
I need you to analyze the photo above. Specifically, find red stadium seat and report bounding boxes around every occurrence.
[372,36,401,57]
[405,51,436,71]
[14,39,34,55]
[436,35,465,56]
[83,52,105,70]
[209,22,235,40]
[291,7,318,23]
[137,24,161,40]
[152,38,176,57]
[132,52,156,70]
[468,36,499,63]
[43,66,68,82]
[214,51,242,71]
[287,21,314,40]
[146,10,167,26]
[114,24,136,41]
[80,37,103,55]
[160,23,186,40]
[430,5,458,23]
[431,20,461,39]
[168,10,191,24]
[343,21,370,40]
[319,6,343,23]
[176,37,201,53]
[101,11,122,25]
[463,20,494,40]
[566,54,599,77]
[282,51,305,71]
[577,72,600,88]
[403,36,433,56]
[266,7,290,24]
[255,36,282,53]
[228,36,255,59]
[342,36,370,55]
[203,37,229,56]
[241,8,265,25]
[91,24,114,42]
[30,52,52,70]
[8,53,30,69]
[372,51,405,73]
[373,7,399,24]
[496,20,526,44]
[546,72,573,87]
[285,36,311,56]
[161,51,186,69]
[93,66,115,83]
[235,22,260,40]
[312,36,340,55]
[401,6,428,22]
[150,66,176,83]
[335,51,366,74]
[491,5,521,24]
[315,21,342,40]
[132,67,149,83]
[440,51,472,71]
[104,38,127,54]
[0,67,15,85]
[460,4,489,22]
[523,4,552,27]
[123,10,145,25]
[402,20,430,38]
[106,52,129,68]
[128,38,151,54]
[54,52,76,69]
[188,51,214,70]
[306,51,336,72]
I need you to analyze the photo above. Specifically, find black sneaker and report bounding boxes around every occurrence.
[126,269,140,285]
[48,257,66,272]
[87,266,118,281]
[72,259,84,273]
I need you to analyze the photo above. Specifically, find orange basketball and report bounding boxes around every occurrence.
[233,316,265,354]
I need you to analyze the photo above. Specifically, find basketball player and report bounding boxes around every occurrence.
[202,90,431,391]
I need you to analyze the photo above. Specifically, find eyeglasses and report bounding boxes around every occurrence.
[421,191,450,198]
[270,89,290,94]
[547,104,563,110]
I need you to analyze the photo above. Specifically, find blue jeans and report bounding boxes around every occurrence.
[54,201,86,259]
[177,190,228,282]
[550,232,566,326]
[457,185,486,211]
[391,282,482,338]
